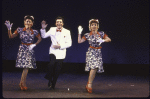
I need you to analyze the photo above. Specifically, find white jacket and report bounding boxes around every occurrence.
[40,27,72,59]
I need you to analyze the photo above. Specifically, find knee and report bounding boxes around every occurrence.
[56,65,62,71]
[49,60,56,65]
[23,68,29,72]
[48,62,55,69]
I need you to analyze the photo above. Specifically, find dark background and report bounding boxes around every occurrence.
[2,0,149,65]
[2,2,149,97]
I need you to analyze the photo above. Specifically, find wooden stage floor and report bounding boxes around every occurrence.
[2,72,149,98]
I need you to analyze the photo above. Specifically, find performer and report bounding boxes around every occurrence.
[78,19,111,93]
[4,15,42,91]
[40,17,72,89]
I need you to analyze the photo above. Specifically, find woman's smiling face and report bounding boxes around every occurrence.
[24,19,33,29]
[90,23,98,31]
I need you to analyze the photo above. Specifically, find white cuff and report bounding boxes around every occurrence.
[8,28,11,30]
[40,29,46,31]
[78,32,82,34]
[102,39,105,42]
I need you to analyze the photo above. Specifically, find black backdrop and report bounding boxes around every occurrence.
[2,0,149,64]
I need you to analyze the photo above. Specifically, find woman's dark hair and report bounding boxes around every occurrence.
[24,15,34,22]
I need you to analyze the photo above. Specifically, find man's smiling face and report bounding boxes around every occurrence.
[55,19,63,29]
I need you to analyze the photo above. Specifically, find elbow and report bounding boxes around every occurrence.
[106,38,111,42]
[68,40,72,47]
[109,38,111,42]
[9,36,13,39]
[69,42,72,47]
[40,38,42,42]
[78,40,81,43]
[38,37,42,42]
[67,42,72,48]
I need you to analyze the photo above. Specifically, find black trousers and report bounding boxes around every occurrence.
[44,54,64,87]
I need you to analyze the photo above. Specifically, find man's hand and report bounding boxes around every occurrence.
[41,20,48,29]
[5,20,13,30]
[53,45,60,49]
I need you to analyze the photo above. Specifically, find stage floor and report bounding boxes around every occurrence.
[2,72,149,98]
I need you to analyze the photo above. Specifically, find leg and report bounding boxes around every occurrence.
[20,70,24,85]
[19,68,29,90]
[52,59,64,89]
[85,68,98,93]
[87,68,98,88]
[20,68,29,86]
[23,68,29,87]
[44,54,56,82]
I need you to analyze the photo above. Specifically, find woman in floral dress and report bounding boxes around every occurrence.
[5,15,42,90]
[78,19,111,93]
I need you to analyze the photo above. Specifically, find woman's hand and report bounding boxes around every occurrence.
[78,25,83,34]
[5,20,13,30]
[97,38,105,45]
[29,44,36,51]
[97,38,105,43]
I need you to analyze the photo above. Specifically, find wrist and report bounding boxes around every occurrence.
[8,28,11,30]
[102,39,105,42]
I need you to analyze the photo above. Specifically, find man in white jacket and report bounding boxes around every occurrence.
[40,17,72,89]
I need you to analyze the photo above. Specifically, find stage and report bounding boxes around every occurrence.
[2,61,149,98]
[2,0,149,98]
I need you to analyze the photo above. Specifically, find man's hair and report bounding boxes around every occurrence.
[55,16,64,23]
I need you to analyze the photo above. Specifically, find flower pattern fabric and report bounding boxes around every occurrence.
[15,27,39,69]
[83,31,107,73]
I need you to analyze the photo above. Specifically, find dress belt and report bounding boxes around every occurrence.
[21,42,33,46]
[89,46,102,49]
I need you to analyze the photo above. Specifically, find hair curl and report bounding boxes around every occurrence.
[24,15,34,23]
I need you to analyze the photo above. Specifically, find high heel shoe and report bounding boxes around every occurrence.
[19,82,28,90]
[48,81,55,90]
[48,81,52,88]
[85,82,92,93]
[19,82,24,90]
[23,86,28,90]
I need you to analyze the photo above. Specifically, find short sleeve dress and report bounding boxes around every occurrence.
[14,27,40,69]
[82,31,108,73]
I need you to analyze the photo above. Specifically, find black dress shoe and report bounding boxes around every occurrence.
[51,85,55,90]
[52,82,56,90]
[48,81,52,88]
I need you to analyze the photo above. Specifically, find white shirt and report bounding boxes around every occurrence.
[40,27,72,59]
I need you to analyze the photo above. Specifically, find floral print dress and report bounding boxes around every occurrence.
[82,31,108,73]
[14,27,40,69]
